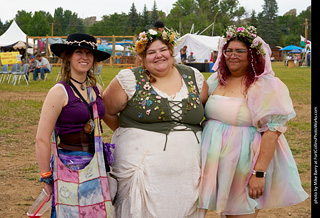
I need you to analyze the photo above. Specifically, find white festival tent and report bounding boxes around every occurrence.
[174,34,222,63]
[0,20,33,48]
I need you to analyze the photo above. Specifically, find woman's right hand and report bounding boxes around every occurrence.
[43,183,53,201]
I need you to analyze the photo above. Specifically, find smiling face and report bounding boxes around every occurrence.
[225,40,249,77]
[69,48,94,75]
[143,40,174,75]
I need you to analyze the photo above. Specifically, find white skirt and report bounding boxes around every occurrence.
[109,127,206,218]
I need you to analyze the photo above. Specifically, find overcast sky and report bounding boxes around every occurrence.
[0,0,311,22]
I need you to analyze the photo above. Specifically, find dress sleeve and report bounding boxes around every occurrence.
[190,67,205,93]
[116,69,136,100]
[206,73,219,96]
[247,74,296,133]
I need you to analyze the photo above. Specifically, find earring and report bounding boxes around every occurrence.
[67,63,70,72]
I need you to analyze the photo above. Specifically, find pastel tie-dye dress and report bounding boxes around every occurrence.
[198,73,308,216]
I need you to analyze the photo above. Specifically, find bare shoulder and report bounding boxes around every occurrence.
[44,84,68,107]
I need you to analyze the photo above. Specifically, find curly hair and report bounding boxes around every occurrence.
[217,38,265,95]
[58,48,98,86]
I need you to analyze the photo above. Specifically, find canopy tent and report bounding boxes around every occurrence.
[174,34,222,63]
[0,20,33,47]
[1,41,32,50]
[279,45,303,51]
[289,49,302,54]
[98,44,112,53]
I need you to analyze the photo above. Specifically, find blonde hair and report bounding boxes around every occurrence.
[59,49,98,86]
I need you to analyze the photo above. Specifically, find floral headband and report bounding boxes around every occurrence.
[134,29,179,55]
[224,25,266,56]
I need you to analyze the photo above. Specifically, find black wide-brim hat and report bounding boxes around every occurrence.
[50,33,111,62]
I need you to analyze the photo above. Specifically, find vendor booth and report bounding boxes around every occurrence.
[174,34,221,72]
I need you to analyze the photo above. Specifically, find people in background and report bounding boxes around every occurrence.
[180,45,187,64]
[153,20,165,32]
[27,55,37,80]
[188,52,196,62]
[33,53,50,81]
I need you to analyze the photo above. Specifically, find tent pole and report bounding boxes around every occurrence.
[26,35,29,63]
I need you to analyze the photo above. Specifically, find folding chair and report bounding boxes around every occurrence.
[44,64,53,80]
[0,64,9,83]
[8,64,20,83]
[12,64,29,86]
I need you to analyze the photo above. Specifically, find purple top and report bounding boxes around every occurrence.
[55,81,105,135]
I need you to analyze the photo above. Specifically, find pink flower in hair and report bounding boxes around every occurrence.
[237,27,244,32]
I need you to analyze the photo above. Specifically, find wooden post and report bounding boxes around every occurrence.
[305,18,308,41]
[46,35,49,57]
[112,35,116,66]
[305,19,308,66]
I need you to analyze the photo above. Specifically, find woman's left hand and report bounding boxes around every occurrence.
[248,175,265,199]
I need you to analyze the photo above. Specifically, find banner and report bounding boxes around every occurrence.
[300,35,311,47]
[0,52,21,65]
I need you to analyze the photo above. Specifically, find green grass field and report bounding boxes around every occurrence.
[0,62,311,149]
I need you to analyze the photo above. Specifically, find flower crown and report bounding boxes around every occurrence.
[134,29,179,55]
[224,25,265,56]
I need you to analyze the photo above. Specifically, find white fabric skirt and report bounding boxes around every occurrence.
[110,127,206,218]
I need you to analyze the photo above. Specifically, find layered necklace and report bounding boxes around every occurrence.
[70,77,87,90]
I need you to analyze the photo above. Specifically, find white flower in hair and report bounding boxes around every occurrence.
[251,38,260,47]
[148,29,158,35]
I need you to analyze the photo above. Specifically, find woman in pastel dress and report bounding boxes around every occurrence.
[198,26,308,217]
[102,29,208,217]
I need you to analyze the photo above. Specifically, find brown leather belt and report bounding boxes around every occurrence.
[58,131,93,153]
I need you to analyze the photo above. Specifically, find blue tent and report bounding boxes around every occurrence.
[98,44,112,53]
[289,49,302,54]
[279,45,303,51]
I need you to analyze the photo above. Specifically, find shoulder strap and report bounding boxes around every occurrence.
[69,82,93,118]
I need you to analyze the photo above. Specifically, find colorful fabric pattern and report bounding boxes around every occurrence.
[52,102,114,218]
[198,73,308,215]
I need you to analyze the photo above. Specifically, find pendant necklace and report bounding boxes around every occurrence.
[70,77,87,91]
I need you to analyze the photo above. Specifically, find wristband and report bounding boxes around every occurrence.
[40,171,52,178]
[40,176,54,184]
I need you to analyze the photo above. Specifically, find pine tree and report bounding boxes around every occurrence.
[150,1,159,27]
[257,0,280,47]
[127,3,139,34]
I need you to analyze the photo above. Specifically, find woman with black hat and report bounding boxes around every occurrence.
[35,33,114,217]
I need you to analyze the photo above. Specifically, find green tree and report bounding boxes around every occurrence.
[15,10,32,34]
[140,4,150,31]
[249,10,258,27]
[165,0,244,36]
[28,11,51,36]
[127,3,139,34]
[53,7,64,36]
[257,0,280,47]
[150,0,159,26]
[89,13,128,36]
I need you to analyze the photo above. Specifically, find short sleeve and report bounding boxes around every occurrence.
[206,73,219,96]
[116,69,136,100]
[247,74,296,133]
[191,67,205,93]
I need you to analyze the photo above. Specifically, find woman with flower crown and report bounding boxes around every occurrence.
[198,25,308,217]
[102,29,208,217]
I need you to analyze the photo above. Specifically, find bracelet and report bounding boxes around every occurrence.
[40,176,54,184]
[40,171,52,178]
